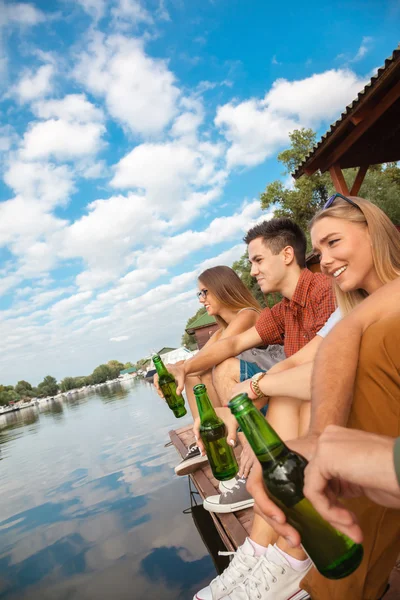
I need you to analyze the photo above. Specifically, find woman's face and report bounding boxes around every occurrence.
[197,280,221,315]
[311,217,379,294]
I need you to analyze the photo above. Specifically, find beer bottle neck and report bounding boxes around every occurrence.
[153,357,168,377]
[195,390,220,426]
[233,402,287,465]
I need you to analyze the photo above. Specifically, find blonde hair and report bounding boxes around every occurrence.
[198,266,260,329]
[310,196,400,316]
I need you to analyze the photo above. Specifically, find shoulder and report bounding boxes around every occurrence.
[309,272,334,295]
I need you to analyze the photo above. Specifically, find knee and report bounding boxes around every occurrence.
[213,358,240,384]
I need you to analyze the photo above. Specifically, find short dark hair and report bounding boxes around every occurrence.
[244,217,307,268]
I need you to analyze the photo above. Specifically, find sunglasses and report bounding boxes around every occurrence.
[323,193,359,210]
[197,289,208,300]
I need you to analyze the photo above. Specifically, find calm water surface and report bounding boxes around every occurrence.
[0,381,218,599]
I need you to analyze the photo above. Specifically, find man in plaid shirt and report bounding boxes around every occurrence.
[173,217,335,400]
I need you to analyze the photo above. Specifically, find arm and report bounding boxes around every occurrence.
[174,326,264,394]
[310,278,400,435]
[303,426,400,542]
[268,334,322,374]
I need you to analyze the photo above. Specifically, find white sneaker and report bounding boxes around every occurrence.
[194,538,259,600]
[194,544,311,600]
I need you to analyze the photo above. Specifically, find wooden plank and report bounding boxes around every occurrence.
[350,164,369,195]
[321,78,400,172]
[169,427,250,551]
[329,164,350,194]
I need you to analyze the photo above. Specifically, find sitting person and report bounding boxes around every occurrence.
[153,265,285,475]
[194,196,400,600]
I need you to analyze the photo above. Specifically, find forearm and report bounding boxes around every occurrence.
[260,362,312,401]
[184,338,237,376]
[310,318,363,435]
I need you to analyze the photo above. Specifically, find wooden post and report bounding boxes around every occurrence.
[329,164,350,194]
[350,165,369,196]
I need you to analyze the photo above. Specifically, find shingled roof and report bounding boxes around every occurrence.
[293,44,400,179]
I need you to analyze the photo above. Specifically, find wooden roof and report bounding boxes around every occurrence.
[294,45,400,179]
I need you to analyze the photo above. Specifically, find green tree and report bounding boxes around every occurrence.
[60,377,76,392]
[0,385,19,406]
[181,307,207,347]
[260,128,400,231]
[91,364,112,384]
[37,375,59,397]
[123,361,134,369]
[107,360,124,379]
[15,380,34,398]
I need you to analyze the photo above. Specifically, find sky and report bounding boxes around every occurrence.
[0,0,399,385]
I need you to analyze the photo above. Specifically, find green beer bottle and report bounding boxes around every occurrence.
[228,393,363,580]
[194,384,238,481]
[152,354,187,418]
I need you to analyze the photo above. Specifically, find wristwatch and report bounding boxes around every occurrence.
[250,372,266,399]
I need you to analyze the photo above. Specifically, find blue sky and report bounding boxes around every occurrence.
[0,0,399,384]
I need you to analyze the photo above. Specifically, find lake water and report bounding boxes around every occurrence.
[0,380,220,600]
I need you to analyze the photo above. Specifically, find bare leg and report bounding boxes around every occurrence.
[249,395,310,559]
[185,370,222,420]
[212,357,241,405]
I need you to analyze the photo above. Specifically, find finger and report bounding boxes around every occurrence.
[226,418,237,449]
[241,457,253,479]
[246,463,301,546]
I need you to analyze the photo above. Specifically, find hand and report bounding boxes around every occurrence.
[245,434,318,548]
[303,426,400,542]
[230,379,257,401]
[246,460,302,547]
[238,436,257,479]
[167,363,186,396]
[153,373,164,399]
[193,406,238,455]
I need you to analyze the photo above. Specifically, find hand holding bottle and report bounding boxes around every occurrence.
[193,406,238,455]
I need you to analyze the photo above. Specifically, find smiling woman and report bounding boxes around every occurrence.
[310,195,400,316]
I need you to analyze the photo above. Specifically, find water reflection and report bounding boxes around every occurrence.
[0,382,217,599]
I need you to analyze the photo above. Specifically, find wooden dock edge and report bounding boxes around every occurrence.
[169,426,249,552]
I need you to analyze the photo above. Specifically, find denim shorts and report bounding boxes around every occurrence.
[239,359,268,417]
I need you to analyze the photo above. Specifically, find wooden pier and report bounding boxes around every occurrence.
[169,424,400,599]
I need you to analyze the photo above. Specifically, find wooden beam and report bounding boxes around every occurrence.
[321,78,400,172]
[350,165,369,195]
[329,164,350,194]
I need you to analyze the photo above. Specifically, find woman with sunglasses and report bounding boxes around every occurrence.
[195,196,400,600]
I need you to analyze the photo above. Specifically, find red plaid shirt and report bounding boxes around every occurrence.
[255,269,335,357]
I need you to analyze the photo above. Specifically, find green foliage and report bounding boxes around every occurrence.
[15,380,34,398]
[181,307,207,347]
[0,385,19,406]
[91,364,112,384]
[37,375,59,397]
[107,360,125,379]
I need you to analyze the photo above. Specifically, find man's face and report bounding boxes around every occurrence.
[248,237,286,294]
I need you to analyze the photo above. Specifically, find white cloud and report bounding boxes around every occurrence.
[265,69,367,124]
[351,36,373,62]
[1,2,46,26]
[110,335,130,342]
[216,68,367,168]
[20,119,105,160]
[215,99,298,168]
[111,0,153,25]
[13,64,54,103]
[74,33,180,136]
[75,0,106,20]
[4,161,74,208]
[33,94,104,123]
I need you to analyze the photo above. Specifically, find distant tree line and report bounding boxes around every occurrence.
[0,360,135,406]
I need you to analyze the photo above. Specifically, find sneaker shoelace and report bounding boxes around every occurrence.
[209,547,256,593]
[186,444,199,456]
[240,556,285,599]
[222,477,246,497]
